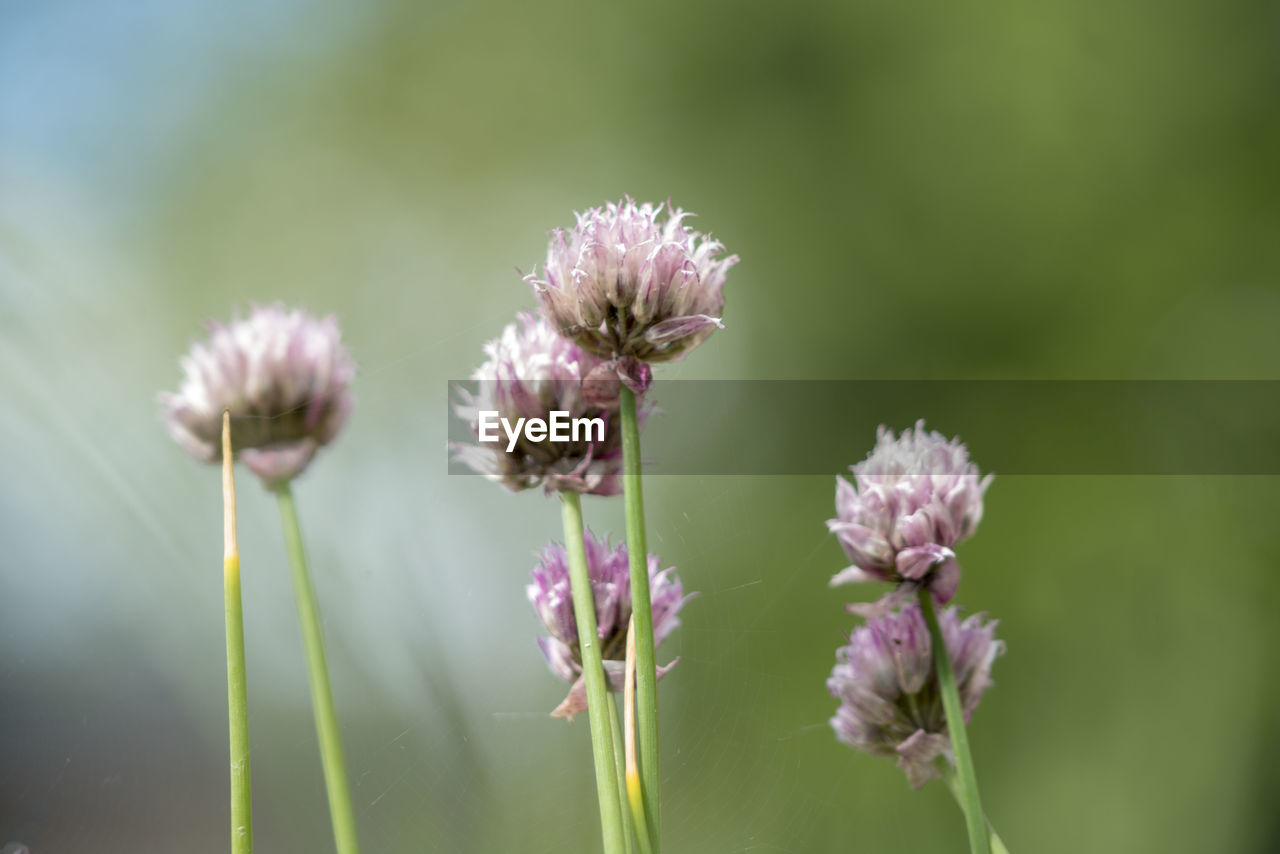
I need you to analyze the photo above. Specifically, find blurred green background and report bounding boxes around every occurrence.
[3,1,1279,852]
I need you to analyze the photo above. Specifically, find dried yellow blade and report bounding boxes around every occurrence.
[624,615,654,854]
[222,410,237,563]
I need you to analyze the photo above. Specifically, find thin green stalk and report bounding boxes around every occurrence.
[277,484,361,854]
[225,555,253,854]
[560,491,627,854]
[606,693,637,854]
[943,769,1010,854]
[222,413,253,854]
[618,385,660,850]
[918,587,989,854]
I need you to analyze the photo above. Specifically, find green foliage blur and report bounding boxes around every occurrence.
[2,1,1278,852]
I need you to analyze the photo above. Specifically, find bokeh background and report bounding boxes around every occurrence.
[3,1,1280,852]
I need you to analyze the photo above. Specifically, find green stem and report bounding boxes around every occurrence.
[918,587,989,854]
[606,693,637,854]
[618,385,660,851]
[221,412,252,854]
[224,554,253,854]
[943,769,1010,854]
[277,485,361,854]
[560,491,627,854]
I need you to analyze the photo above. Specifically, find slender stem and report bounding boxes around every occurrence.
[277,485,361,854]
[222,413,253,854]
[918,587,989,854]
[225,558,253,854]
[605,693,637,854]
[618,385,660,850]
[624,616,655,854]
[943,769,1010,854]
[560,491,627,854]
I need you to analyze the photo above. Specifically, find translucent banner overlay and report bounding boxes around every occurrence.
[447,380,1280,475]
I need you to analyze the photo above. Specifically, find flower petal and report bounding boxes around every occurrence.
[829,565,881,587]
[895,544,955,580]
[644,314,723,344]
[550,677,589,721]
[895,729,950,789]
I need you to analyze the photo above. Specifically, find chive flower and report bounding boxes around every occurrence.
[528,529,690,719]
[160,303,354,487]
[525,197,738,390]
[453,312,637,495]
[828,420,991,613]
[827,602,1003,788]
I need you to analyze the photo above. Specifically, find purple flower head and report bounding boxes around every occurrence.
[827,420,992,613]
[452,313,645,496]
[527,529,690,719]
[827,602,1003,788]
[160,303,354,487]
[526,197,738,383]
